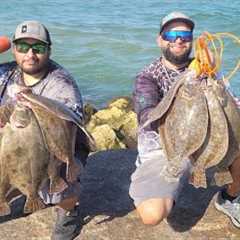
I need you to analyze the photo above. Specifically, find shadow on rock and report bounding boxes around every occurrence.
[79,149,137,223]
[167,168,224,232]
[79,149,227,232]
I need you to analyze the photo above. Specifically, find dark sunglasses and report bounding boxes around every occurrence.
[15,41,49,54]
[162,31,193,43]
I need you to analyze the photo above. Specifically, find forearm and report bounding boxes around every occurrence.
[133,72,162,127]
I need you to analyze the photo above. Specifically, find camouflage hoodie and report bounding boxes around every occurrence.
[133,57,188,131]
[133,57,240,132]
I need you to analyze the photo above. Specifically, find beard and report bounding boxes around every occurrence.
[20,59,49,75]
[161,44,192,65]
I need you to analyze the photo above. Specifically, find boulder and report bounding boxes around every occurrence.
[117,111,138,149]
[87,106,126,130]
[90,124,126,150]
[85,97,138,151]
[107,96,134,111]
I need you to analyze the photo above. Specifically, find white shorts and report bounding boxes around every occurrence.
[129,131,192,206]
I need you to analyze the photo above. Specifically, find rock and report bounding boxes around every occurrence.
[83,103,98,124]
[86,97,138,151]
[107,96,134,111]
[1,150,238,240]
[77,150,240,239]
[117,111,138,149]
[90,124,126,150]
[0,196,54,240]
[88,106,126,130]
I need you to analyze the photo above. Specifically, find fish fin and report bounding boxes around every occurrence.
[66,161,80,183]
[214,170,233,187]
[159,165,180,183]
[192,170,207,188]
[24,197,46,213]
[49,177,68,194]
[166,162,182,177]
[0,202,11,216]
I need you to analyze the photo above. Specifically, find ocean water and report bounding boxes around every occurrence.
[0,0,239,107]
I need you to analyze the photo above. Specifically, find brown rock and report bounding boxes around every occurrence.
[90,124,126,150]
[0,199,54,240]
[107,96,134,112]
[91,106,126,130]
[86,97,138,151]
[118,111,138,149]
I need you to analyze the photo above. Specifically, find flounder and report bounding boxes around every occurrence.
[0,85,95,216]
[191,81,229,187]
[0,103,48,215]
[207,80,240,185]
[160,77,209,182]
[142,70,240,188]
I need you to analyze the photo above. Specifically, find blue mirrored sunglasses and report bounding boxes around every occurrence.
[162,31,193,43]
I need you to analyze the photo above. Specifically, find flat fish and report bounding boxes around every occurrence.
[191,82,229,187]
[0,104,48,215]
[19,92,96,182]
[210,80,240,186]
[141,70,194,129]
[29,102,80,183]
[161,79,209,178]
[20,92,96,151]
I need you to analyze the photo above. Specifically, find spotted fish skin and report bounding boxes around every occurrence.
[142,69,240,188]
[191,81,229,188]
[0,104,48,215]
[0,83,96,216]
[19,92,96,183]
[28,103,80,183]
[214,81,240,167]
[209,81,240,186]
[20,92,96,151]
[0,102,74,216]
[161,78,209,179]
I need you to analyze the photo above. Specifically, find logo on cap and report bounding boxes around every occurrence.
[21,25,27,33]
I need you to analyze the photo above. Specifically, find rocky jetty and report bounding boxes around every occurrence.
[84,97,138,150]
[0,149,239,240]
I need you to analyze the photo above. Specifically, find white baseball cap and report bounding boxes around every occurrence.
[13,20,51,45]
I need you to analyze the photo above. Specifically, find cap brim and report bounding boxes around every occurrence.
[12,34,49,45]
[160,18,194,33]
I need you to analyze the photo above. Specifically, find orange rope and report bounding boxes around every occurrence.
[193,32,239,83]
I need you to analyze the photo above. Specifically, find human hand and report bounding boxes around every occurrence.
[7,84,33,108]
[0,120,6,128]
[195,32,218,77]
[202,32,216,68]
[16,95,32,109]
[7,84,31,99]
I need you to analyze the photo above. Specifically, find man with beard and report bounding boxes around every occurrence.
[129,12,240,228]
[0,21,89,239]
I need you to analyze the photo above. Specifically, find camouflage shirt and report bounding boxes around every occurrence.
[133,57,240,132]
[0,60,83,121]
[133,57,188,129]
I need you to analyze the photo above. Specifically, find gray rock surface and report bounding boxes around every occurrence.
[0,149,239,239]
